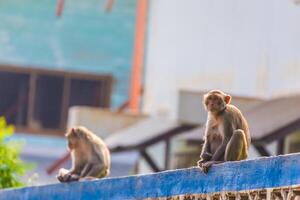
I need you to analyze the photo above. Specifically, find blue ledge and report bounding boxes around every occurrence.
[1,154,300,200]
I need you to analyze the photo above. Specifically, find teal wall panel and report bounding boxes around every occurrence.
[0,0,137,107]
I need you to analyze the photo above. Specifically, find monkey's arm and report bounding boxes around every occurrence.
[210,141,227,161]
[80,163,106,178]
[199,139,212,162]
[80,146,107,178]
[69,161,85,175]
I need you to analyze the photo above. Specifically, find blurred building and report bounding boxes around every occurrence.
[0,0,137,109]
[143,0,300,120]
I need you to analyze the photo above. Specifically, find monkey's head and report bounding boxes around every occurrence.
[203,90,231,113]
[65,126,89,150]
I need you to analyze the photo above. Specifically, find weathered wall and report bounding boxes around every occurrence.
[143,0,300,119]
[0,154,300,200]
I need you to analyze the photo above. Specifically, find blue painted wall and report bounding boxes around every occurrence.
[0,0,137,107]
[1,154,300,200]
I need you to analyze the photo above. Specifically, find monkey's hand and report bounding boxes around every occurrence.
[57,168,80,183]
[57,173,80,183]
[199,161,213,174]
[57,168,70,183]
[197,160,209,174]
[69,174,80,182]
[200,152,212,161]
[200,161,223,174]
[197,159,205,168]
[197,153,211,168]
[57,174,66,183]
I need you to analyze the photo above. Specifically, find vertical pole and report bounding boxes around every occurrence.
[56,0,65,17]
[129,0,148,113]
[164,139,171,170]
[105,0,114,12]
[277,138,285,155]
[27,73,37,128]
[266,188,272,200]
[60,77,71,130]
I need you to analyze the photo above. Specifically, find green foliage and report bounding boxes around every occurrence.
[0,117,30,189]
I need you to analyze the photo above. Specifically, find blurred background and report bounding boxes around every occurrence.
[1,0,300,187]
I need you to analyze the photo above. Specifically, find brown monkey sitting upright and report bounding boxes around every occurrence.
[197,90,251,173]
[57,126,110,182]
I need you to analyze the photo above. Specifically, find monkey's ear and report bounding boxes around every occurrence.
[224,95,231,104]
[67,128,77,136]
[203,93,208,102]
[202,94,208,107]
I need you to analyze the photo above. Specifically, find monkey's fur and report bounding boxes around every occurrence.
[57,126,110,182]
[197,90,251,173]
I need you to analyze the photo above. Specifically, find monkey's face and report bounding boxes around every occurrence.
[204,94,227,113]
[67,137,78,150]
[65,128,80,150]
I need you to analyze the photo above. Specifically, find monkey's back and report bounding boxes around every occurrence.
[92,135,111,177]
[225,104,251,147]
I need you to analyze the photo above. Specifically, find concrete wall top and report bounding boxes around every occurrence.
[1,154,300,200]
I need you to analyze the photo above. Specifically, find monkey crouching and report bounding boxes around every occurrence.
[57,126,110,183]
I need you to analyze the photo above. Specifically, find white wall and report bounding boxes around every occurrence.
[143,0,300,119]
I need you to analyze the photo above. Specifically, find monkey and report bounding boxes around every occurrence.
[57,126,110,182]
[197,90,251,173]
